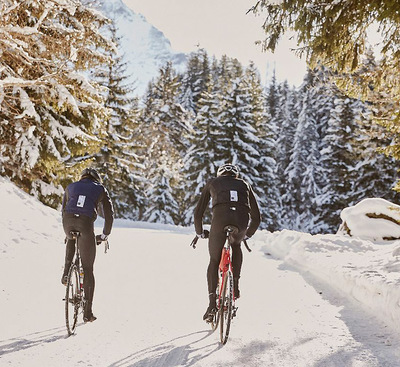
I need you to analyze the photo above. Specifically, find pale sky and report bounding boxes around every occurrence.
[122,0,307,87]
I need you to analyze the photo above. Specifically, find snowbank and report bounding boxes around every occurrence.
[338,198,400,241]
[254,228,400,333]
[0,176,63,253]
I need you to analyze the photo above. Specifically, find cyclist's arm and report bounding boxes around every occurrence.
[100,186,114,236]
[246,187,261,238]
[193,183,211,235]
[61,186,69,212]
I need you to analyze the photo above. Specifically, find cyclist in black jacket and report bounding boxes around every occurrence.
[61,168,114,322]
[194,163,261,322]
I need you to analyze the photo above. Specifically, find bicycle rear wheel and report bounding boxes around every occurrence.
[219,270,233,344]
[65,264,81,335]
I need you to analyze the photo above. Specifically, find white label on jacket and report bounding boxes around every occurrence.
[77,195,86,207]
[230,190,238,202]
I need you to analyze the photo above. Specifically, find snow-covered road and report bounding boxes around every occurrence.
[1,228,399,366]
[1,177,400,366]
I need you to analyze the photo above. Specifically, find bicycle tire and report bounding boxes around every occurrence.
[65,264,81,335]
[210,272,223,331]
[219,270,233,344]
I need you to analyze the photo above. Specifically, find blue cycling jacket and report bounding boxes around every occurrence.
[62,178,114,235]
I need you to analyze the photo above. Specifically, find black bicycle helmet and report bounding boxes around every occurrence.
[217,163,239,177]
[80,168,101,182]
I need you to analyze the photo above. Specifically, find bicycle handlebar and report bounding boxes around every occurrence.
[190,236,199,249]
[243,239,252,252]
[96,238,110,253]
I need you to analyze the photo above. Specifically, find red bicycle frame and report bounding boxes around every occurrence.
[218,242,236,301]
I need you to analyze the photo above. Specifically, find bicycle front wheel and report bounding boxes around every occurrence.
[65,264,81,335]
[219,270,233,344]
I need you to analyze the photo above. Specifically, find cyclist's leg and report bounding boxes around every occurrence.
[76,217,97,320]
[204,215,226,320]
[230,210,249,298]
[62,216,77,283]
[63,239,75,279]
[207,222,226,295]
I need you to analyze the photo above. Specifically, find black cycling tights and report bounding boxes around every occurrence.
[63,214,96,306]
[207,206,249,294]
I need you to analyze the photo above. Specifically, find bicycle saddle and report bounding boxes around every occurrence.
[224,225,238,234]
[69,231,81,239]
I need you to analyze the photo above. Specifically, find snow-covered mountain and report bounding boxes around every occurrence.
[94,0,187,96]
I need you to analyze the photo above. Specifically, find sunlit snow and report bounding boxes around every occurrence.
[1,176,400,366]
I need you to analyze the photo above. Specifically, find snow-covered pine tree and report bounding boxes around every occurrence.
[141,62,189,224]
[308,67,336,233]
[182,80,221,226]
[180,48,211,114]
[283,70,321,232]
[244,63,280,231]
[273,81,299,229]
[92,23,145,219]
[215,58,261,179]
[350,102,400,205]
[318,93,360,232]
[0,0,113,207]
[345,49,400,204]
[142,150,181,224]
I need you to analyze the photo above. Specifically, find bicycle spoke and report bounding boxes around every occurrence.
[220,271,233,344]
[65,265,81,335]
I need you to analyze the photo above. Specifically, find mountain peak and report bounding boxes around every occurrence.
[94,0,187,96]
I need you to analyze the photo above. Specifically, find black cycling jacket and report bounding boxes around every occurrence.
[62,178,114,235]
[194,175,261,237]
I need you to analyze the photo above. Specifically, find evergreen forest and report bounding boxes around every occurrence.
[1,0,399,235]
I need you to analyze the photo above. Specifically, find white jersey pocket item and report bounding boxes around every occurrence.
[77,195,86,208]
[230,190,238,202]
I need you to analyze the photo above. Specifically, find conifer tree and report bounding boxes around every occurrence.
[141,63,189,224]
[93,24,145,219]
[0,0,113,207]
[283,70,321,232]
[318,94,359,231]
[251,0,400,181]
[274,82,299,229]
[215,58,260,175]
[182,81,221,225]
[143,150,181,224]
[351,105,400,204]
[180,48,211,113]
[244,63,280,230]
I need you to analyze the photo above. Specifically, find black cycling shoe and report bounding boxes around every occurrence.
[83,300,96,322]
[233,277,240,299]
[83,314,97,323]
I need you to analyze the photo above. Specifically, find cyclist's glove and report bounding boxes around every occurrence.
[96,233,108,245]
[196,230,210,239]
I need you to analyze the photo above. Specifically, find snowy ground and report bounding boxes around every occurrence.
[2,176,400,366]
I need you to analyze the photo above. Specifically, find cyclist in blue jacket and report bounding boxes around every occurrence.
[61,168,114,322]
[194,163,261,322]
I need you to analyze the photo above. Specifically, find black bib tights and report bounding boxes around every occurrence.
[63,214,96,307]
[207,206,249,294]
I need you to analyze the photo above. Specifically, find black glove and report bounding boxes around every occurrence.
[96,233,108,245]
[196,230,209,239]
